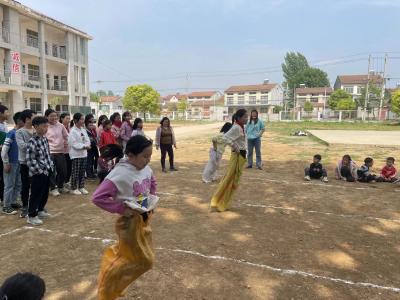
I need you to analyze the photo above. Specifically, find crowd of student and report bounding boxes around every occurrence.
[304,154,398,183]
[0,105,151,226]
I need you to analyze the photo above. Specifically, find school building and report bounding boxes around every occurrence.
[0,0,92,119]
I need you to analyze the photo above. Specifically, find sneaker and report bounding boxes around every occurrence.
[162,168,167,173]
[50,189,60,197]
[20,207,28,218]
[11,203,22,210]
[70,189,82,195]
[65,182,71,189]
[2,207,17,215]
[60,187,70,194]
[27,216,43,226]
[322,177,329,183]
[169,167,178,172]
[257,166,263,170]
[304,175,311,181]
[38,210,51,218]
[246,166,253,169]
[79,188,89,195]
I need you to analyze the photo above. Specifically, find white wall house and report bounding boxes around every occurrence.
[224,82,284,116]
[334,74,383,100]
[187,91,222,103]
[98,96,123,116]
[0,0,92,119]
[295,87,333,113]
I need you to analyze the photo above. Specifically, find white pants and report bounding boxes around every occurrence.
[202,148,222,183]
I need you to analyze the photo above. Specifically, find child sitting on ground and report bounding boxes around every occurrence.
[202,122,233,183]
[304,154,328,182]
[377,157,397,183]
[335,154,358,182]
[357,157,377,183]
[0,272,45,300]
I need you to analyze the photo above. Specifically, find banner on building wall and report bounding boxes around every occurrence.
[11,51,21,74]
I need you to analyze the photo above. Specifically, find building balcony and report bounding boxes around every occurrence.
[47,79,68,92]
[45,42,67,60]
[1,26,10,43]
[22,74,41,89]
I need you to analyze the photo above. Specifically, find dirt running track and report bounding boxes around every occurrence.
[1,124,400,299]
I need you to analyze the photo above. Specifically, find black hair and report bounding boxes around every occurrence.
[125,135,153,156]
[0,104,8,114]
[44,108,56,117]
[233,109,247,122]
[122,111,132,123]
[97,115,108,127]
[132,118,143,130]
[20,109,36,123]
[160,117,170,126]
[84,113,94,127]
[231,114,236,124]
[98,144,124,183]
[13,112,22,125]
[0,272,45,300]
[387,157,395,163]
[314,154,322,161]
[364,157,373,164]
[59,112,70,123]
[102,119,112,128]
[110,112,121,124]
[32,116,48,127]
[250,109,259,124]
[342,154,352,161]
[220,122,232,133]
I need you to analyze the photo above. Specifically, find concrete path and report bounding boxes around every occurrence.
[309,130,400,146]
[147,122,224,140]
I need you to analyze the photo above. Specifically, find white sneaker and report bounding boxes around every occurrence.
[322,177,329,183]
[27,216,43,226]
[38,210,51,218]
[50,189,60,197]
[60,187,70,194]
[79,188,89,195]
[70,189,82,195]
[304,175,311,181]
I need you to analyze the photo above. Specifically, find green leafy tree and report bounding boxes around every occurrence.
[303,101,314,114]
[336,98,356,110]
[177,100,188,113]
[391,90,400,116]
[328,89,352,110]
[295,68,330,89]
[273,105,283,114]
[168,102,177,112]
[122,84,160,121]
[90,92,99,103]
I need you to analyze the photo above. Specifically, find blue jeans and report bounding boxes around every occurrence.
[247,137,262,167]
[3,162,22,208]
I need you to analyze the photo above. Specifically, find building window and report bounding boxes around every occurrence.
[74,66,79,92]
[52,44,58,57]
[30,98,41,113]
[343,86,353,94]
[44,42,48,55]
[238,95,245,104]
[61,76,67,91]
[310,97,319,103]
[26,29,38,48]
[60,46,66,59]
[28,64,40,81]
[80,38,85,56]
[260,95,268,104]
[81,67,86,92]
[357,86,364,94]
[75,96,80,106]
[82,97,87,106]
[227,96,234,105]
[249,96,256,104]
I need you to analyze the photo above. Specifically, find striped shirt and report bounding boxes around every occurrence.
[26,134,53,176]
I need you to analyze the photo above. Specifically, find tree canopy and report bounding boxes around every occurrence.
[122,84,160,121]
[328,89,352,110]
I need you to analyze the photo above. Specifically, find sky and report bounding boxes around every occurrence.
[21,0,400,95]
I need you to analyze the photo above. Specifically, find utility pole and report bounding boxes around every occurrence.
[378,54,388,121]
[363,55,371,121]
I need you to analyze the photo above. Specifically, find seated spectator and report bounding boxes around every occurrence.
[357,157,377,183]
[377,157,397,183]
[304,154,328,182]
[335,154,358,182]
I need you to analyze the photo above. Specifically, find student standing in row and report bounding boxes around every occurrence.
[68,113,91,195]
[60,113,71,186]
[110,112,122,146]
[45,109,69,196]
[26,116,53,225]
[131,118,145,137]
[245,109,265,170]
[155,117,177,173]
[0,104,9,207]
[99,120,116,149]
[120,111,133,150]
[96,115,108,143]
[1,112,23,215]
[16,109,36,218]
[85,114,99,180]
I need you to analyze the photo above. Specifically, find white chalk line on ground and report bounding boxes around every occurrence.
[157,192,400,223]
[4,226,400,294]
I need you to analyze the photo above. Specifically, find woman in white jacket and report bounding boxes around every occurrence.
[68,113,91,195]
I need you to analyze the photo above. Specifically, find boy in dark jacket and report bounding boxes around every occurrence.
[304,154,328,182]
[358,157,377,183]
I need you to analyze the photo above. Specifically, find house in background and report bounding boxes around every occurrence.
[160,93,187,116]
[97,96,123,116]
[224,81,284,117]
[334,74,383,100]
[187,96,225,120]
[295,87,333,113]
[187,91,222,103]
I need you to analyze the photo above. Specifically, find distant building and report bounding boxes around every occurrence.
[187,91,222,103]
[334,74,383,100]
[160,93,187,115]
[98,96,123,116]
[224,81,283,116]
[295,87,333,113]
[187,96,225,119]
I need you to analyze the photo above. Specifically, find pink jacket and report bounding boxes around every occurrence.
[120,121,133,142]
[46,122,69,154]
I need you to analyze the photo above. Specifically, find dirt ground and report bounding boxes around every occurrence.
[1,125,400,300]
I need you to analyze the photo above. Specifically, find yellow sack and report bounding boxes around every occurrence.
[97,213,154,300]
[210,152,246,212]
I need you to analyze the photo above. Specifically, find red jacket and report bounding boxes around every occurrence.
[381,165,397,178]
[100,130,116,149]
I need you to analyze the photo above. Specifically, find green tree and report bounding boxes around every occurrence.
[282,52,329,107]
[273,105,283,114]
[177,100,188,113]
[358,84,388,118]
[303,101,314,114]
[336,98,356,110]
[90,92,99,103]
[122,84,160,121]
[168,102,177,112]
[107,90,114,96]
[328,89,352,110]
[391,90,400,116]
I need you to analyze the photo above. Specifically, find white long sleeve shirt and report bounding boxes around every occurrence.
[222,124,246,151]
[68,126,91,159]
